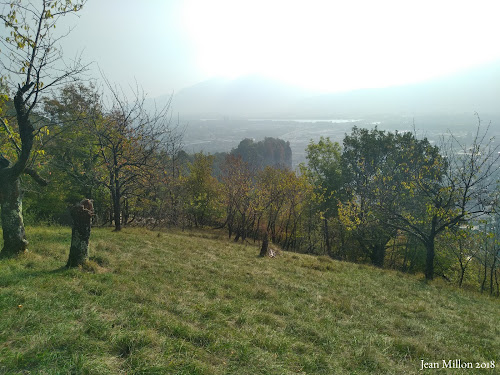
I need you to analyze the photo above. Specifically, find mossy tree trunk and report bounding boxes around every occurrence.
[67,199,94,267]
[0,83,36,257]
[0,173,28,256]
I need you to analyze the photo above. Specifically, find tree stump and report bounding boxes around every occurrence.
[259,231,269,257]
[67,199,94,267]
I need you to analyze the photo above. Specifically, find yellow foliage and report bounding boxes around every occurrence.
[338,200,362,231]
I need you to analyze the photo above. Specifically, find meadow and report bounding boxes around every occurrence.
[0,227,499,374]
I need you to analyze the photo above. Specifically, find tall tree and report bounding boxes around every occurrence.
[341,128,401,267]
[93,78,173,231]
[0,0,86,256]
[371,122,499,280]
[220,154,254,239]
[183,152,222,227]
[254,166,310,248]
[42,83,104,200]
[305,137,342,257]
[438,227,480,287]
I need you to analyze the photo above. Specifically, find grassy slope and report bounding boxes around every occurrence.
[0,227,499,375]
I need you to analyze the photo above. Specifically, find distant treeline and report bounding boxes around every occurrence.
[209,137,292,178]
[231,137,292,170]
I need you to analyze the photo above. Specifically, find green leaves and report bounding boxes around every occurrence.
[305,136,342,215]
[184,153,222,227]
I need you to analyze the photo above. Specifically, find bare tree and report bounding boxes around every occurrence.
[92,75,175,231]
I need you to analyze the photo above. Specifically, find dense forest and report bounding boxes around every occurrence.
[1,0,499,295]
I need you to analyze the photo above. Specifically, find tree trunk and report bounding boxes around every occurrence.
[489,250,498,296]
[0,84,35,257]
[67,199,94,267]
[259,231,269,257]
[324,217,332,258]
[122,197,129,226]
[401,242,409,273]
[458,264,466,288]
[233,230,241,242]
[481,256,488,293]
[371,242,386,268]
[0,177,28,257]
[424,239,435,280]
[112,187,121,231]
[494,269,499,297]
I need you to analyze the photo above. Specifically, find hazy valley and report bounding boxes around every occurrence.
[158,61,500,167]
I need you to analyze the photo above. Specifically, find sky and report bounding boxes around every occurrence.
[54,0,500,97]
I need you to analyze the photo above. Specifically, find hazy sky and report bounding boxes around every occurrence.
[58,0,500,97]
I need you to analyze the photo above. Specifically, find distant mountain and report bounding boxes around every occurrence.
[156,61,500,118]
[164,75,316,118]
[296,61,500,117]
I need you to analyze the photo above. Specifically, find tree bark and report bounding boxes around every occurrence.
[490,250,498,296]
[371,242,386,268]
[458,265,466,288]
[324,217,332,258]
[424,240,435,280]
[67,199,94,267]
[0,176,29,257]
[481,258,487,293]
[0,85,35,257]
[112,188,121,231]
[259,231,269,257]
[494,269,499,297]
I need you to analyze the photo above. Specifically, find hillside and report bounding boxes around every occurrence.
[0,227,499,374]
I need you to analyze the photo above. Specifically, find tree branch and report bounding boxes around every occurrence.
[24,167,48,186]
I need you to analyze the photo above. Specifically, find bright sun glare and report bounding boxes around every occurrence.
[182,0,500,92]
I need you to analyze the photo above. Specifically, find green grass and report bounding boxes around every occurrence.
[1,227,499,374]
